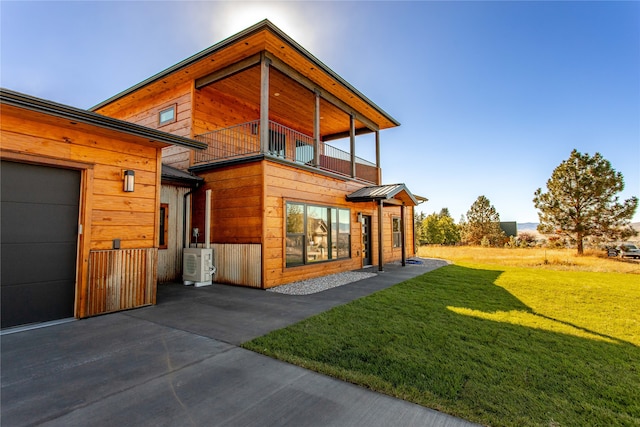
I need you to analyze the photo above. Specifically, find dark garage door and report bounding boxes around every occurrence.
[1,161,80,329]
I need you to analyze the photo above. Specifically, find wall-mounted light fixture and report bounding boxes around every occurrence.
[357,212,364,223]
[123,170,135,192]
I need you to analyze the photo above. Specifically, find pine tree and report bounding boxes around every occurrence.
[533,149,638,255]
[462,196,505,246]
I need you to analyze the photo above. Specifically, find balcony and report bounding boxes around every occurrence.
[193,120,379,184]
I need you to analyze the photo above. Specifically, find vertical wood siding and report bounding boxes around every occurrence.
[87,248,157,316]
[158,185,190,282]
[212,243,262,288]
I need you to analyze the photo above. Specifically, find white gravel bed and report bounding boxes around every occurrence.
[267,271,377,295]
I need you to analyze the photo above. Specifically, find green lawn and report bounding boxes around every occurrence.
[243,264,640,427]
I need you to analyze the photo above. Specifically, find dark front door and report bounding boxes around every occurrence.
[1,161,80,328]
[362,215,372,266]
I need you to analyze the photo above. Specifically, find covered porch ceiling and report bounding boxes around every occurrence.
[198,65,369,140]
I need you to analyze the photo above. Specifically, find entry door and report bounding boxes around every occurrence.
[362,215,372,266]
[1,161,80,328]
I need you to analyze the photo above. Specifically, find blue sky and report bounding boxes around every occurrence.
[2,1,638,223]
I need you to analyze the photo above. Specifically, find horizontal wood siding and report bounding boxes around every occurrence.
[213,243,262,288]
[263,161,370,288]
[192,162,263,246]
[86,248,157,316]
[1,104,165,319]
[95,81,194,172]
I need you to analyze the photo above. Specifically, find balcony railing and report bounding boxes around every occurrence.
[193,120,378,183]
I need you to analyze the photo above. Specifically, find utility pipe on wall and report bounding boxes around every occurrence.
[205,189,211,249]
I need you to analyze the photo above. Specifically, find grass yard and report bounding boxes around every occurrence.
[244,247,640,427]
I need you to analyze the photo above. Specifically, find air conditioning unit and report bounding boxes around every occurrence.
[183,248,216,287]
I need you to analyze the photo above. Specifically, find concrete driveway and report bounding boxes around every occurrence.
[1,261,479,426]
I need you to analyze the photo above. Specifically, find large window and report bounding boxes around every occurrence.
[286,202,351,267]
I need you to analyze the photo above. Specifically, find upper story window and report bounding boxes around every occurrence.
[158,105,176,126]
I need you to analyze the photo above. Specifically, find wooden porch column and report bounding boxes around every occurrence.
[375,131,381,185]
[260,54,271,154]
[378,199,384,272]
[400,204,406,266]
[350,114,356,178]
[314,90,320,166]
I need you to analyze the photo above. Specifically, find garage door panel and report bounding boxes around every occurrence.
[1,202,79,243]
[1,242,78,285]
[1,161,80,328]
[1,280,75,328]
[1,161,80,205]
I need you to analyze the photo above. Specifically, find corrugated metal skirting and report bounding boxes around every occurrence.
[213,243,262,288]
[87,248,157,316]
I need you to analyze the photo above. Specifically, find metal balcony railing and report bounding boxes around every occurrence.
[194,120,378,183]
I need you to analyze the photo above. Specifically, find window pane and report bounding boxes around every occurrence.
[331,208,338,259]
[159,106,175,124]
[338,209,350,258]
[287,203,304,233]
[307,206,328,262]
[286,235,304,266]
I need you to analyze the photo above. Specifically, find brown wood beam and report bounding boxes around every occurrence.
[194,54,261,89]
[350,114,356,178]
[260,54,271,154]
[375,131,381,184]
[322,127,373,142]
[314,90,320,167]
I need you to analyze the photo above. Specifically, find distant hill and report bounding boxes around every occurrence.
[517,222,539,231]
[516,222,640,242]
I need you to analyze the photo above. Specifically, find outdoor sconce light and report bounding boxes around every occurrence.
[123,170,135,192]
[357,212,364,223]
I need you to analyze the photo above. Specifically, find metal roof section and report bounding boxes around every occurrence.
[161,164,204,185]
[0,89,207,151]
[346,184,421,206]
[89,20,399,127]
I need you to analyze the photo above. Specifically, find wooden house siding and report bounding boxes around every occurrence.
[94,81,195,171]
[1,104,164,319]
[191,162,264,246]
[263,161,372,288]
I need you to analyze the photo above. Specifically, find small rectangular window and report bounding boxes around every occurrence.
[159,203,169,249]
[392,217,401,248]
[159,105,176,126]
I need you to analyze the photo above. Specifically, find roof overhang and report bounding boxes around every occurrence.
[1,88,206,151]
[346,184,422,207]
[91,20,399,131]
[161,164,204,186]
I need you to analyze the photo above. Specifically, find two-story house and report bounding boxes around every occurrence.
[92,20,423,289]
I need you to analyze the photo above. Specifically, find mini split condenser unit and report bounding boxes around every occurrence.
[183,248,216,287]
